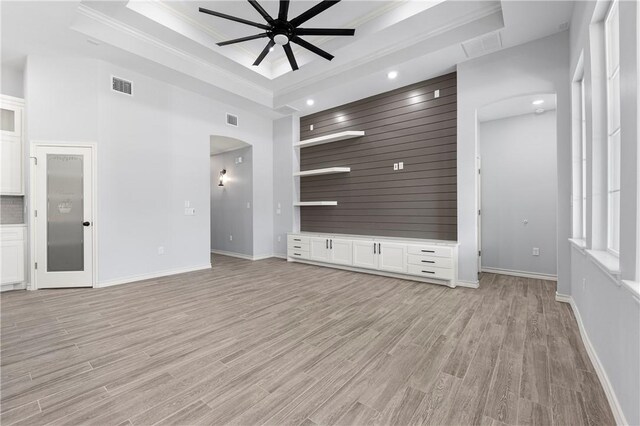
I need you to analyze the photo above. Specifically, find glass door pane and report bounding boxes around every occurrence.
[0,108,15,132]
[47,154,84,271]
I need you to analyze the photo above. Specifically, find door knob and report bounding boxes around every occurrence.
[83,221,91,226]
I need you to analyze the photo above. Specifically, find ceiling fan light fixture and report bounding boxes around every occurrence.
[274,34,289,45]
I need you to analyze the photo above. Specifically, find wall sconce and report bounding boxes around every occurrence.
[218,169,226,187]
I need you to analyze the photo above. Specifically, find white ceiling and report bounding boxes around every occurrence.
[0,1,574,117]
[478,93,558,122]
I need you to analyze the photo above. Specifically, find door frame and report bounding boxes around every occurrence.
[29,141,98,290]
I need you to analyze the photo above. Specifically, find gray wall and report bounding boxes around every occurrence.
[1,65,24,98]
[210,147,253,257]
[480,111,558,277]
[272,116,295,257]
[299,72,457,240]
[457,32,571,288]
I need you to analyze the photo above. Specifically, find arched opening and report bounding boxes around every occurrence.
[476,93,558,279]
[210,136,253,262]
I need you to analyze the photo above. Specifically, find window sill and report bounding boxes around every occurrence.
[586,249,621,277]
[621,281,640,304]
[568,238,587,252]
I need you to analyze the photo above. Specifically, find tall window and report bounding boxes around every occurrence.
[581,78,587,239]
[605,0,621,254]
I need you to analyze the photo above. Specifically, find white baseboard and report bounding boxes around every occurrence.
[558,294,628,425]
[481,267,557,281]
[0,282,26,292]
[272,253,287,260]
[210,249,276,261]
[456,279,479,289]
[97,264,211,288]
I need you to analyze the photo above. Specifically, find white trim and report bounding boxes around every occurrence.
[97,264,211,288]
[210,249,274,261]
[456,279,480,289]
[0,282,27,292]
[621,280,640,305]
[557,294,628,426]
[272,254,287,260]
[293,167,351,177]
[481,267,557,281]
[586,249,621,279]
[293,201,338,207]
[29,141,98,290]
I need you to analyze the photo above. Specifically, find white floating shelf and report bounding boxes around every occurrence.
[294,167,351,177]
[294,201,338,206]
[295,131,365,148]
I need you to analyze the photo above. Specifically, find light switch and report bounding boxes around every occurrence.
[399,162,404,170]
[247,202,251,209]
[310,124,314,131]
[532,247,540,256]
[184,201,190,207]
[393,163,398,170]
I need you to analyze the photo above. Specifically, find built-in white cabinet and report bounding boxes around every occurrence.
[1,226,26,286]
[0,95,24,195]
[288,232,458,287]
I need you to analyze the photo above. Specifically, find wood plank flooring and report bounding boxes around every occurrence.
[0,255,615,425]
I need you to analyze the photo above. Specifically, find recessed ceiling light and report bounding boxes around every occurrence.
[306,99,315,106]
[387,71,398,79]
[532,99,544,105]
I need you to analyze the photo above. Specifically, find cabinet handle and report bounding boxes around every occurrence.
[374,243,376,254]
[294,238,301,241]
[421,260,435,263]
[378,243,381,254]
[330,239,333,249]
[422,270,435,274]
[421,249,435,253]
[294,246,301,248]
[294,253,301,256]
[326,239,328,249]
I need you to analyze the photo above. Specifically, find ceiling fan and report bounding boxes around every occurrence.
[199,0,355,71]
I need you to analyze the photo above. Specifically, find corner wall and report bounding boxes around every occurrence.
[457,31,571,289]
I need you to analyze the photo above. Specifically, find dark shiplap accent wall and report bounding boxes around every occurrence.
[299,72,457,240]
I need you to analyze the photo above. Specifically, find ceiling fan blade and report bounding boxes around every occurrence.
[289,0,341,27]
[248,0,274,23]
[278,0,290,20]
[295,28,355,36]
[283,43,299,70]
[291,36,333,61]
[253,40,276,66]
[199,7,270,30]
[217,33,268,46]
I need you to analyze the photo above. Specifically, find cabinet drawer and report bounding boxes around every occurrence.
[288,235,310,245]
[407,254,453,269]
[407,264,454,280]
[288,241,309,251]
[1,228,25,241]
[288,249,310,260]
[407,245,452,258]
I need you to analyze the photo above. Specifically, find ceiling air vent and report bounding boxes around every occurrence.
[462,31,503,58]
[226,113,238,127]
[111,76,132,96]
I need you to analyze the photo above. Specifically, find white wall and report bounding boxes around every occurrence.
[25,55,274,285]
[480,111,558,277]
[1,65,24,98]
[210,147,253,257]
[457,32,571,289]
[272,116,296,257]
[566,1,640,424]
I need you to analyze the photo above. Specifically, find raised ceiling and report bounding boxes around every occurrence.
[0,1,574,116]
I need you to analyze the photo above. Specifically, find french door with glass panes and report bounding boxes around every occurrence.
[34,145,95,288]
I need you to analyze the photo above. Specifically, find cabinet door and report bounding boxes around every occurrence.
[0,136,23,194]
[378,242,407,273]
[309,237,330,262]
[0,104,22,137]
[330,238,352,266]
[0,239,24,284]
[353,240,378,270]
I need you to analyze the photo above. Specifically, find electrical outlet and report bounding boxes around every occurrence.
[158,246,165,255]
[184,208,195,215]
[399,162,404,170]
[184,201,190,207]
[532,247,540,256]
[229,235,233,241]
[393,163,398,170]
[434,89,440,98]
[310,124,314,131]
[277,235,282,242]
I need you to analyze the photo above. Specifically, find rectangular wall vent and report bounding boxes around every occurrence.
[226,113,238,127]
[111,76,133,96]
[461,31,503,58]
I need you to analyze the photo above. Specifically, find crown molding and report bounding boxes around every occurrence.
[75,4,274,103]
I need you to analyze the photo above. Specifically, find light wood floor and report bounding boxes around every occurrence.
[1,255,614,425]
